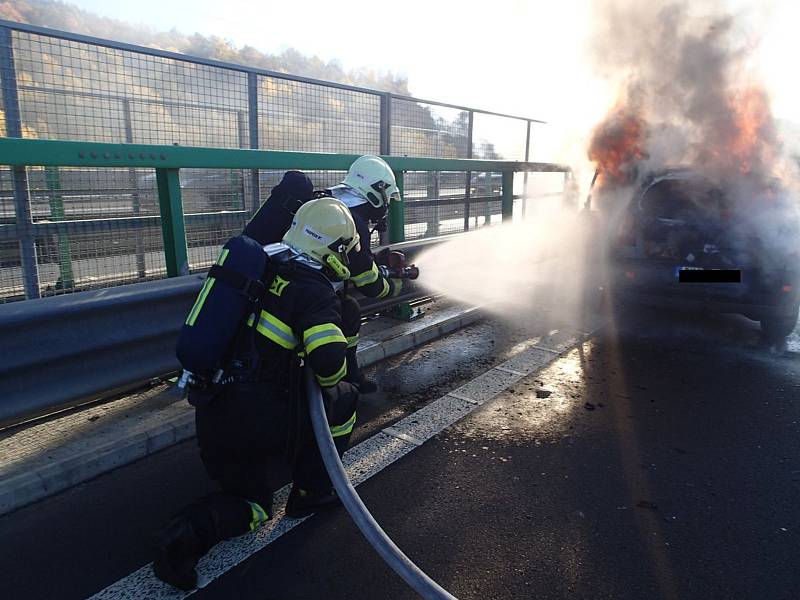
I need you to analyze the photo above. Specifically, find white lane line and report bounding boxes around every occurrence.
[89,329,588,599]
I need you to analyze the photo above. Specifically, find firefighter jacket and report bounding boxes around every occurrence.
[230,255,349,391]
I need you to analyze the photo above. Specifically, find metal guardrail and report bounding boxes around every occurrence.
[0,235,443,428]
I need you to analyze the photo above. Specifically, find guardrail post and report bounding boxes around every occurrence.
[389,170,405,243]
[247,73,261,216]
[0,26,40,299]
[44,166,75,290]
[155,168,189,276]
[501,171,514,222]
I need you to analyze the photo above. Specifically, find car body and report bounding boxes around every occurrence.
[605,168,800,341]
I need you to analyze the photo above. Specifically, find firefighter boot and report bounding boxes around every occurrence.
[285,485,341,518]
[153,493,260,590]
[153,515,205,591]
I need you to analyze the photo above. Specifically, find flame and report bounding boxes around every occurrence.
[728,86,775,175]
[587,102,647,187]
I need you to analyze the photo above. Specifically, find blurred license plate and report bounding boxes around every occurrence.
[675,267,741,283]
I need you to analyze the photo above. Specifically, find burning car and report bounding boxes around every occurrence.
[603,167,800,343]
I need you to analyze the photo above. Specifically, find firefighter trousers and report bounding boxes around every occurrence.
[173,377,358,552]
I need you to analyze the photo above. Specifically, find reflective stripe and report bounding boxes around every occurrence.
[351,262,379,287]
[346,335,359,348]
[315,358,347,387]
[303,323,347,354]
[376,278,391,299]
[330,411,357,438]
[185,248,229,325]
[255,310,299,349]
[247,501,270,531]
[186,278,215,326]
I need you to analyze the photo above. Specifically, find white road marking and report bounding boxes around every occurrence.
[89,326,594,599]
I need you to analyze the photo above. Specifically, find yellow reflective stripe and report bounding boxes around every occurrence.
[330,411,357,438]
[375,278,391,299]
[186,278,215,326]
[247,501,270,531]
[315,358,347,387]
[186,248,230,326]
[255,310,299,349]
[346,335,359,348]
[303,323,347,354]
[351,262,379,287]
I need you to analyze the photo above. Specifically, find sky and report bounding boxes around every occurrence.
[66,0,800,166]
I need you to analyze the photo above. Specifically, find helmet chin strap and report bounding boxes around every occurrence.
[325,255,351,280]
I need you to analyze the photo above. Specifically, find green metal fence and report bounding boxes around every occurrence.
[0,137,571,301]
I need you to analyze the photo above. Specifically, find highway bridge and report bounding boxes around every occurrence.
[0,18,798,600]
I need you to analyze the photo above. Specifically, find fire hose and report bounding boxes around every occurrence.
[305,368,458,600]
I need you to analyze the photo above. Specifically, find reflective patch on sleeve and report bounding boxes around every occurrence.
[255,310,299,349]
[330,411,357,438]
[303,323,347,354]
[350,262,380,287]
[315,358,347,387]
[375,278,391,299]
[346,335,359,348]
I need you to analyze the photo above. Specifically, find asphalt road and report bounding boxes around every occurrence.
[2,303,799,599]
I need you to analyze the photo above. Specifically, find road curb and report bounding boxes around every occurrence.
[0,304,482,517]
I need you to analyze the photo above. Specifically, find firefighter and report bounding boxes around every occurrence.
[153,198,361,591]
[244,156,404,393]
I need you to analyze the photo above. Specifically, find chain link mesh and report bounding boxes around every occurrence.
[258,76,380,153]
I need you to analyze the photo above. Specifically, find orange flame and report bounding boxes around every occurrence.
[727,86,775,175]
[588,103,647,187]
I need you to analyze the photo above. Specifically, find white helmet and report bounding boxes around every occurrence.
[342,155,401,209]
[282,197,360,280]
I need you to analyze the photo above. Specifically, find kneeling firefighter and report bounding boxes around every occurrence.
[154,198,361,591]
[243,156,414,393]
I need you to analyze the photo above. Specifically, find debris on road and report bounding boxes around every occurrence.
[535,389,552,398]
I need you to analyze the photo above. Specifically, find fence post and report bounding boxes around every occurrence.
[44,167,75,289]
[122,98,147,278]
[463,111,473,232]
[380,93,391,156]
[389,170,405,243]
[501,171,514,222]
[247,72,261,217]
[0,26,40,299]
[523,120,531,218]
[155,168,189,276]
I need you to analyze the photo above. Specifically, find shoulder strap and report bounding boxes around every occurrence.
[208,264,267,303]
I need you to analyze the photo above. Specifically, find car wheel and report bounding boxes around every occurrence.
[760,304,800,343]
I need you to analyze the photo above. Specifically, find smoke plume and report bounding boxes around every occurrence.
[588,1,792,189]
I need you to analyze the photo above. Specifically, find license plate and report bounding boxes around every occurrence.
[675,267,741,283]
